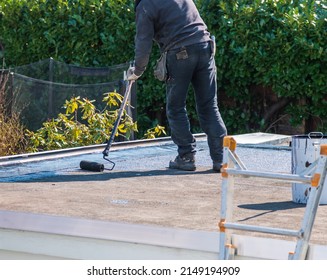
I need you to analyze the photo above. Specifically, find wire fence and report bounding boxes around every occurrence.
[1,58,136,132]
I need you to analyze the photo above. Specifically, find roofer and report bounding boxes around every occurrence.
[126,0,227,172]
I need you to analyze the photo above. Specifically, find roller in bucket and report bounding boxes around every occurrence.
[80,71,134,172]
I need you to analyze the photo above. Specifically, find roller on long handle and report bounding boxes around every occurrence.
[80,71,134,172]
[102,78,134,170]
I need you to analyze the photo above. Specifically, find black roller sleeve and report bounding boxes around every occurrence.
[80,160,104,172]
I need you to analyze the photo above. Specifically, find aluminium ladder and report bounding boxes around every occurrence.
[219,136,327,260]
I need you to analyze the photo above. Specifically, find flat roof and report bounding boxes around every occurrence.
[0,133,326,250]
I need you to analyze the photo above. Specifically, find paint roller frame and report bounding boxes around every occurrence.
[79,74,135,172]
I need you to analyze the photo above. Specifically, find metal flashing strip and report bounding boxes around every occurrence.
[0,133,291,167]
[0,210,219,253]
[1,210,327,260]
[0,136,177,167]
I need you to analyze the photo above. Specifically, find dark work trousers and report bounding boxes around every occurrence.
[165,41,227,163]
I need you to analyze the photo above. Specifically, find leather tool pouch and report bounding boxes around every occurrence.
[153,51,168,81]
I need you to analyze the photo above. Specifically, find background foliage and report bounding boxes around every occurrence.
[25,92,138,152]
[0,0,326,136]
[0,71,27,155]
[198,0,326,134]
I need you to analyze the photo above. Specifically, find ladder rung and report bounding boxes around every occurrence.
[225,169,311,184]
[224,222,302,238]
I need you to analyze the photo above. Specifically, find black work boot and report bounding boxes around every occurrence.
[169,153,196,171]
[213,161,222,173]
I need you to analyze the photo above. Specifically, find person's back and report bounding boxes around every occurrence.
[134,0,211,76]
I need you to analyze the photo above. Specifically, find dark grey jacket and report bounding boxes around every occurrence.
[134,0,210,76]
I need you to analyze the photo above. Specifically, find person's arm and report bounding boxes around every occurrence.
[133,5,154,77]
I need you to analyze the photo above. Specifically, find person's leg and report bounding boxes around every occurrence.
[191,42,227,170]
[165,47,198,170]
[166,47,198,156]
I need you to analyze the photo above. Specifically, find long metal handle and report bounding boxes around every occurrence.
[102,79,134,162]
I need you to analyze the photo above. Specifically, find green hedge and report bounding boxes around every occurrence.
[0,0,135,66]
[1,0,326,135]
[198,0,327,133]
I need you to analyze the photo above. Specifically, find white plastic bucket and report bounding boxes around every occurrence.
[291,132,327,204]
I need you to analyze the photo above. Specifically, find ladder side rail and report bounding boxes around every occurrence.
[230,150,247,170]
[297,159,319,177]
[219,137,239,260]
[227,150,246,170]
[219,146,235,259]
